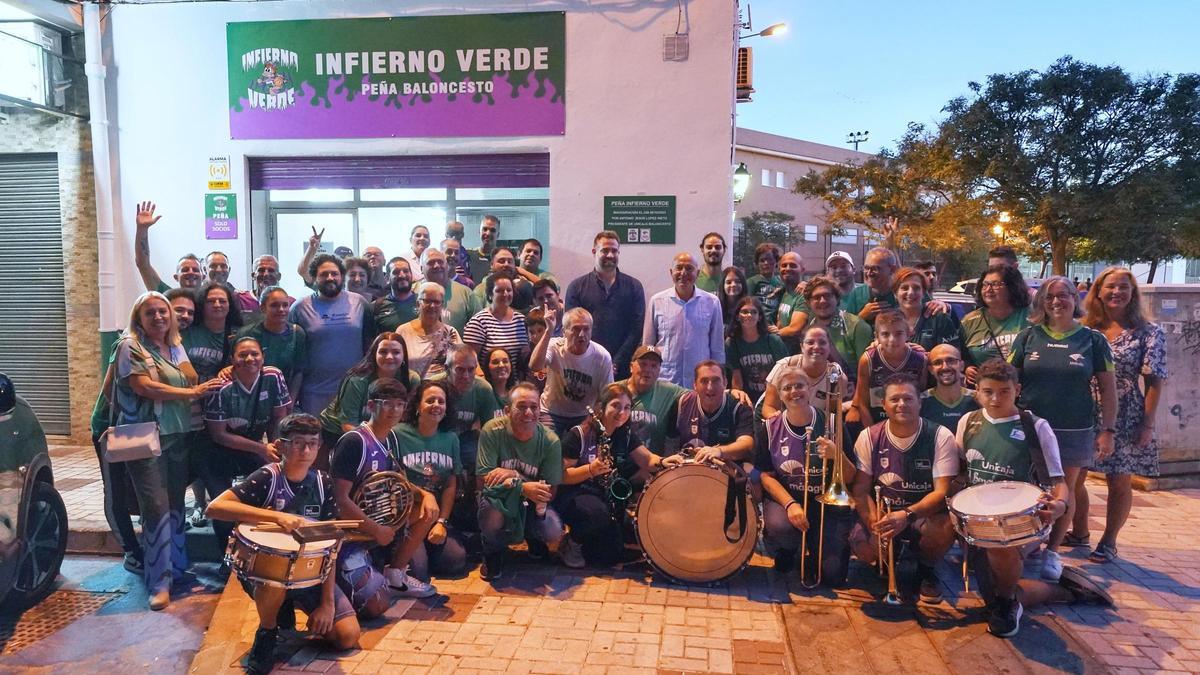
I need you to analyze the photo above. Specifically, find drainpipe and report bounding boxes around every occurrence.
[84,3,118,349]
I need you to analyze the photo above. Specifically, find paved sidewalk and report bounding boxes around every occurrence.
[50,444,1200,673]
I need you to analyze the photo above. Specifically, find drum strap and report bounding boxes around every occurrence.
[723,463,749,544]
[1018,410,1051,486]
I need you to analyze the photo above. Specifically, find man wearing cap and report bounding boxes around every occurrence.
[645,252,724,388]
[825,251,858,310]
[529,307,614,437]
[696,232,727,294]
[564,231,646,381]
[620,346,687,456]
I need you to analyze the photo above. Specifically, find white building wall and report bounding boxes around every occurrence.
[100,0,737,329]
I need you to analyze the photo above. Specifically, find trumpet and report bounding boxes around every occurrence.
[876,485,902,605]
[815,365,853,587]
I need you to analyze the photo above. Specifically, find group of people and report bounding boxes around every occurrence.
[91,206,1166,672]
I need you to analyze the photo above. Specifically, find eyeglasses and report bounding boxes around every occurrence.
[930,358,961,366]
[420,298,443,306]
[371,399,407,410]
[279,438,320,450]
[981,281,1006,289]
[1046,293,1075,303]
[780,383,807,393]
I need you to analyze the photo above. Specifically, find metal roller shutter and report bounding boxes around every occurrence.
[0,153,70,435]
[249,153,550,190]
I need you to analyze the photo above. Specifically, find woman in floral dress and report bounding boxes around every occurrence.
[1077,267,1167,563]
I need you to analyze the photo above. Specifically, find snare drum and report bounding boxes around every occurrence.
[226,523,341,589]
[948,481,1049,549]
[634,460,759,584]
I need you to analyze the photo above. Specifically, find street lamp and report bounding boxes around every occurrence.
[741,22,787,40]
[993,211,1010,244]
[733,163,751,202]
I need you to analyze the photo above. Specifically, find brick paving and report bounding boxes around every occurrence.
[48,443,1200,673]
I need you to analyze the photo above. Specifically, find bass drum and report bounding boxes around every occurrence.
[634,460,758,584]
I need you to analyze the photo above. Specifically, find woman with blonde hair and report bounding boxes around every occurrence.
[106,291,222,609]
[1075,267,1167,563]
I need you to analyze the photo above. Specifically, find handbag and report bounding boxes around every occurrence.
[101,338,163,463]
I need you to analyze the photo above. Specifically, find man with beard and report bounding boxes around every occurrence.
[645,252,724,388]
[696,232,727,293]
[920,344,978,432]
[774,252,809,349]
[419,248,481,335]
[824,251,858,309]
[529,308,613,437]
[372,257,418,334]
[132,201,204,293]
[288,254,374,414]
[564,231,645,380]
[466,215,500,284]
[404,227,430,283]
[800,277,874,384]
[472,247,535,311]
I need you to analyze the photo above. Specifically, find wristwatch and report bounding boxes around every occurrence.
[436,518,448,526]
[1101,427,1117,434]
[903,508,916,524]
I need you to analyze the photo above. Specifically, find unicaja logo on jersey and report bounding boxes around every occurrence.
[242,47,299,110]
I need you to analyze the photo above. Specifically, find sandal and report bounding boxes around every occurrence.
[1089,543,1118,563]
[1063,532,1090,547]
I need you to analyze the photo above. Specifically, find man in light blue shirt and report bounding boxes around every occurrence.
[644,252,725,388]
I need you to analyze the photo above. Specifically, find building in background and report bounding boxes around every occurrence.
[734,127,874,276]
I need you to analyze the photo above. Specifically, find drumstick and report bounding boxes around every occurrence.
[252,519,362,532]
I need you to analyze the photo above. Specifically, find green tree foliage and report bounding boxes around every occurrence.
[939,58,1199,275]
[734,211,797,270]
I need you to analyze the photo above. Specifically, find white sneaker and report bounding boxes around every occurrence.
[559,536,585,569]
[1041,550,1063,581]
[384,566,437,598]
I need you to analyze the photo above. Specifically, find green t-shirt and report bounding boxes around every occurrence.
[841,284,897,320]
[960,411,1036,486]
[392,422,462,492]
[696,270,722,294]
[746,274,784,324]
[319,371,420,436]
[619,378,686,454]
[1009,324,1114,430]
[908,312,963,353]
[431,374,498,435]
[181,325,229,381]
[725,333,790,401]
[372,295,419,334]
[237,322,307,382]
[920,387,979,432]
[960,306,1031,367]
[775,289,809,331]
[809,312,873,378]
[113,337,192,436]
[477,416,563,485]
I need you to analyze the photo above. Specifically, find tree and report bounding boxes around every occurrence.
[734,211,797,270]
[938,57,1199,275]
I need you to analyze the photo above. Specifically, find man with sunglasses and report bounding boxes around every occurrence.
[920,344,979,432]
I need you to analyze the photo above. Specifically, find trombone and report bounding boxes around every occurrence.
[813,365,853,587]
[875,485,902,605]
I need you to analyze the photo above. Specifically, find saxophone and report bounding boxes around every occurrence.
[587,407,634,504]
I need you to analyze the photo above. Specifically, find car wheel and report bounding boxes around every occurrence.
[8,481,67,607]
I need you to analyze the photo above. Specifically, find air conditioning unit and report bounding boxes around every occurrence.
[736,47,754,102]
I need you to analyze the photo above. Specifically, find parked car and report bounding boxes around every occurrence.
[932,292,976,322]
[0,373,67,608]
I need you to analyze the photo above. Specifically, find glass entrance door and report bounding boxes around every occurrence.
[273,210,356,299]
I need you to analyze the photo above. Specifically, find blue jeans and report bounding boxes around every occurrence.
[478,501,564,555]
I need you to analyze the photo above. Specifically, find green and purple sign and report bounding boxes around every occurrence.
[227,12,565,140]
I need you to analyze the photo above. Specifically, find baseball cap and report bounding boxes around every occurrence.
[826,251,854,267]
[632,345,663,362]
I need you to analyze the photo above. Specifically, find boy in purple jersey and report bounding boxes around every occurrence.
[849,310,928,426]
[331,379,441,617]
[206,413,359,675]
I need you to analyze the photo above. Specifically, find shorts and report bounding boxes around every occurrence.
[1054,428,1096,469]
[335,544,391,614]
[285,582,356,623]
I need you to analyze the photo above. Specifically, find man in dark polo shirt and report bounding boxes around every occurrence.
[564,230,645,380]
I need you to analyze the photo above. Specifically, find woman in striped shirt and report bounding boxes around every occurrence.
[463,270,529,379]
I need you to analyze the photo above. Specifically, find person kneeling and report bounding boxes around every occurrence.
[756,368,855,587]
[955,359,1113,638]
[331,379,441,617]
[206,413,359,675]
[850,375,958,604]
[477,383,565,581]
[558,383,683,568]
